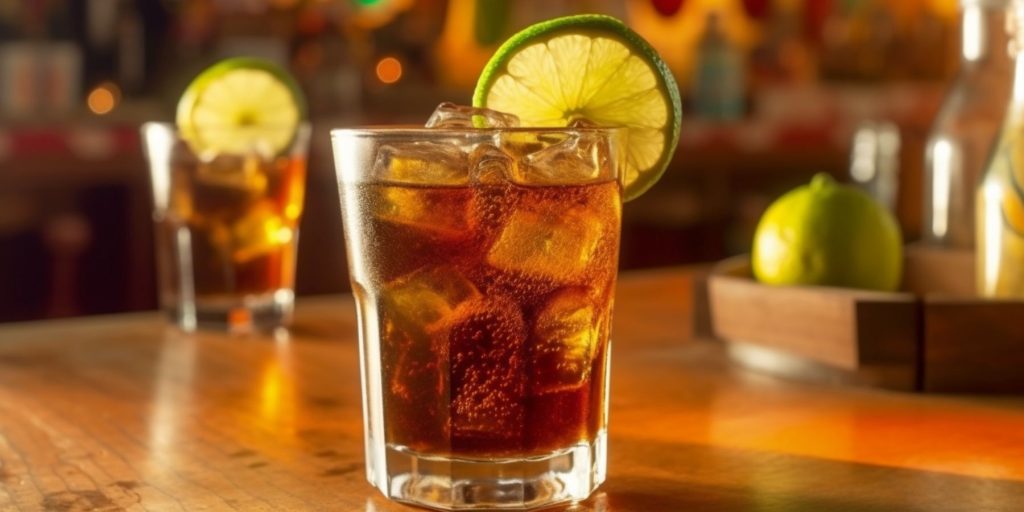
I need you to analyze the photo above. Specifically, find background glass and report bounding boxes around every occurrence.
[333,126,623,510]
[142,123,310,332]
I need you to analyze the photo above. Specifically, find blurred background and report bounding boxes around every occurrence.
[0,0,963,322]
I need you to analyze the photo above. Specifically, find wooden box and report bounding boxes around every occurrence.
[704,245,1024,393]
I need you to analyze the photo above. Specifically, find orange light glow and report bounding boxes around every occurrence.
[259,350,297,433]
[284,203,301,221]
[434,0,495,88]
[87,82,120,115]
[627,0,759,83]
[375,57,403,84]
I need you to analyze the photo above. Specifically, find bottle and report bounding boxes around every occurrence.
[117,0,145,95]
[924,0,1012,248]
[977,0,1024,296]
[692,12,746,120]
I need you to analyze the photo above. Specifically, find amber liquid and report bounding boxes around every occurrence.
[158,155,306,301]
[346,179,621,457]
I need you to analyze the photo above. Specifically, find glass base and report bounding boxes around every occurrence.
[374,432,606,511]
[165,289,294,333]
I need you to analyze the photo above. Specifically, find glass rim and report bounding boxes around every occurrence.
[330,125,627,139]
[140,121,312,160]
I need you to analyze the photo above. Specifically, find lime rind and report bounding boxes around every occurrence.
[473,14,682,202]
[176,57,307,156]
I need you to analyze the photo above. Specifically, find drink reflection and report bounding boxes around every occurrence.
[257,330,298,434]
[706,353,1024,483]
[146,328,197,469]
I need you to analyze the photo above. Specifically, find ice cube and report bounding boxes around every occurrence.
[371,140,482,238]
[529,287,605,395]
[382,316,451,449]
[228,200,292,263]
[486,199,604,282]
[567,118,601,129]
[381,266,481,332]
[469,143,516,184]
[195,127,278,161]
[381,274,524,447]
[375,185,475,239]
[446,296,526,444]
[194,153,269,195]
[425,102,520,129]
[168,168,195,222]
[374,142,469,185]
[514,130,612,185]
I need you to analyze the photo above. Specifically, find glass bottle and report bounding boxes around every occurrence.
[692,12,746,120]
[924,0,1012,248]
[978,0,1024,296]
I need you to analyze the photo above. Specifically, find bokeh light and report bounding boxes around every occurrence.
[86,82,121,115]
[375,56,403,84]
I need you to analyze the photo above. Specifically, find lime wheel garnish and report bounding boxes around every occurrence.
[176,57,306,155]
[473,14,682,201]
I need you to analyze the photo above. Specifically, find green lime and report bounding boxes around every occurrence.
[752,173,903,291]
[473,14,682,202]
[176,57,306,155]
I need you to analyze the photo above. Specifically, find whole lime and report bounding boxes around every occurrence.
[752,173,903,291]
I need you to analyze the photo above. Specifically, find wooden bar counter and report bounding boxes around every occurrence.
[2,268,1024,511]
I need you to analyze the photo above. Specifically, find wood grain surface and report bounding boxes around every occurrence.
[2,268,1024,511]
[707,257,918,376]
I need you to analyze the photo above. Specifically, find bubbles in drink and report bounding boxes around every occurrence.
[380,266,481,415]
[381,314,450,450]
[345,110,621,456]
[375,143,469,185]
[353,178,620,456]
[381,266,481,331]
[371,142,476,239]
[487,198,605,282]
[374,187,475,240]
[530,287,604,395]
[447,296,526,447]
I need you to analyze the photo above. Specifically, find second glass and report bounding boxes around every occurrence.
[142,123,310,332]
[333,126,623,510]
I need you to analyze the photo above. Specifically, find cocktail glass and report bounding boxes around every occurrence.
[141,123,311,332]
[332,116,623,510]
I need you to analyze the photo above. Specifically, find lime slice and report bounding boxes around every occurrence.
[176,57,306,155]
[473,14,682,201]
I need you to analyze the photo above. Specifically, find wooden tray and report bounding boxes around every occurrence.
[701,244,1024,393]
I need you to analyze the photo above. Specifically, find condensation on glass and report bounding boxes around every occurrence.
[332,126,623,510]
